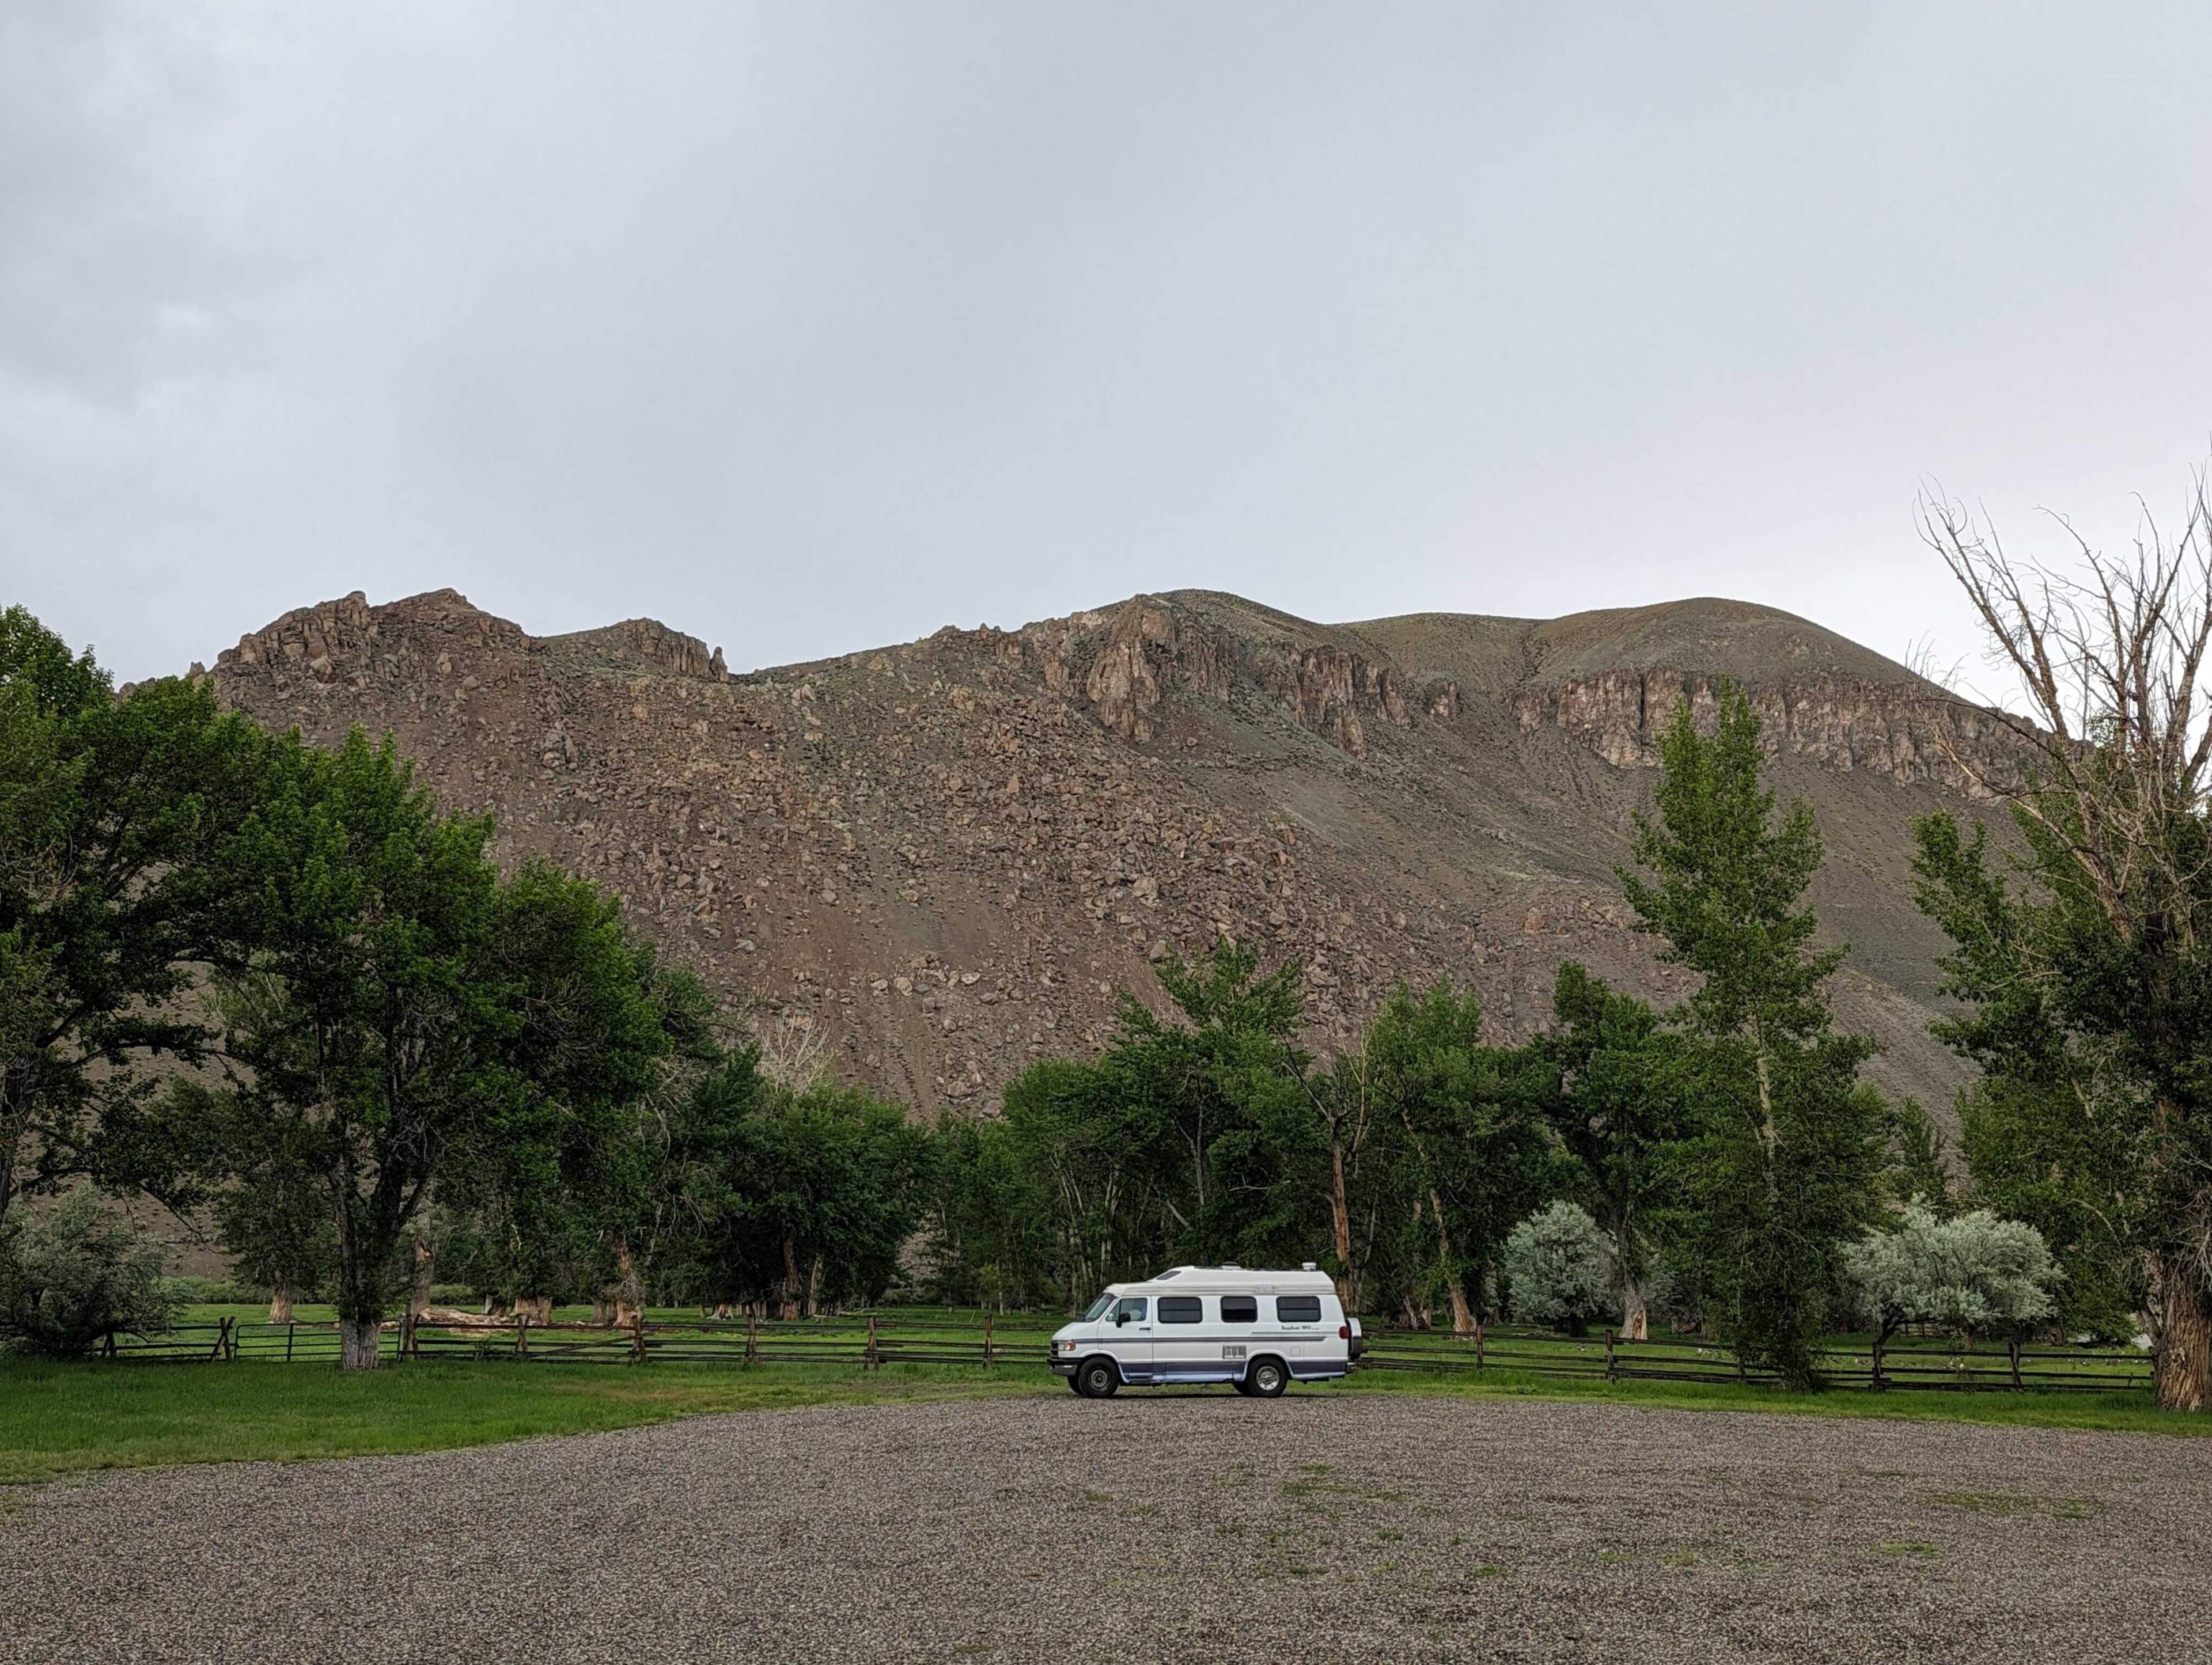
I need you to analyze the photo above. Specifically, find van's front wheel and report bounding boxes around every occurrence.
[1075,1357,1120,1398]
[1248,1356,1289,1398]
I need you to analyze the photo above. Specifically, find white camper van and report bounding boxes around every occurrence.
[1048,1264,1363,1398]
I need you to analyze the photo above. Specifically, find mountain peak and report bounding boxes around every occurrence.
[199,581,2008,1120]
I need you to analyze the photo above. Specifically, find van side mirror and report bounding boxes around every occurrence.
[1115,1311,1128,1327]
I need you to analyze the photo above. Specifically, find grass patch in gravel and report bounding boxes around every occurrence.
[0,1358,1050,1486]
[1324,1362,2212,1438]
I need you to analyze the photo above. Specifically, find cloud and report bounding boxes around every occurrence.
[3,2,2211,687]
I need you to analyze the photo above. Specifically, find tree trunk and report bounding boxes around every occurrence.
[408,1237,434,1323]
[806,1256,822,1319]
[612,1237,641,1329]
[1426,1184,1475,1337]
[339,1317,382,1371]
[1618,1276,1649,1342]
[267,1277,296,1325]
[1327,1137,1355,1309]
[780,1232,801,1321]
[2153,1251,2210,1412]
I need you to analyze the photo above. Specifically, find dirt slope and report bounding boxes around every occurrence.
[198,587,2029,1117]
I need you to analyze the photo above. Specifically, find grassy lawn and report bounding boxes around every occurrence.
[1329,1361,2212,1439]
[0,1359,1052,1486]
[4,1313,2199,1486]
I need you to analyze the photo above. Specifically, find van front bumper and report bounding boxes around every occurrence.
[1048,1349,1077,1375]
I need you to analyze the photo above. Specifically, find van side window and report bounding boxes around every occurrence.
[1277,1295,1323,1323]
[1158,1296,1202,1324]
[1112,1297,1148,1323]
[1220,1295,1258,1323]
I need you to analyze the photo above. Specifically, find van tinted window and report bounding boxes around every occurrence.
[1220,1295,1258,1323]
[1277,1295,1323,1323]
[1158,1296,1202,1324]
[1112,1297,1147,1322]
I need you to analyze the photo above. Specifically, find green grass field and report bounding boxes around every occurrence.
[1,1304,2197,1486]
[0,1358,1051,1486]
[1330,1361,2209,1439]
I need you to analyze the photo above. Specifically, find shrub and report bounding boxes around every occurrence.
[1839,1204,2061,1346]
[0,1193,180,1357]
[1502,1201,1613,1333]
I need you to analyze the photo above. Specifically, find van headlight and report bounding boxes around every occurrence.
[1056,1339,1077,1353]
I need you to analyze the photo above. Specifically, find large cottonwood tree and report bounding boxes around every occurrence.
[196,729,676,1367]
[1918,480,2212,1409]
[0,608,263,1226]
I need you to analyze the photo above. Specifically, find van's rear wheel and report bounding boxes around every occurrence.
[1075,1357,1120,1398]
[1248,1356,1289,1398]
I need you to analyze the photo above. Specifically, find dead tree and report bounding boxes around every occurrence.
[1920,473,2212,1411]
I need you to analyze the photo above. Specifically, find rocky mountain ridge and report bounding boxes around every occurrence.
[201,586,2021,1118]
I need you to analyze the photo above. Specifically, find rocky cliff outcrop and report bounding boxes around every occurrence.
[201,587,1994,1120]
[1010,596,1440,758]
[1517,669,2038,796]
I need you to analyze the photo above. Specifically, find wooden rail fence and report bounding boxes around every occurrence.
[91,1312,2156,1395]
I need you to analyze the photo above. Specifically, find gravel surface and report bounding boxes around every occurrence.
[5,1393,2210,1663]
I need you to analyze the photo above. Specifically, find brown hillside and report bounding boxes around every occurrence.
[200,588,2030,1118]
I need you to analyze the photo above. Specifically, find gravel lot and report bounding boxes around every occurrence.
[5,1391,2209,1663]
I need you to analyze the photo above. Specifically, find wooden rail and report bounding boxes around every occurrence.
[90,1313,2157,1396]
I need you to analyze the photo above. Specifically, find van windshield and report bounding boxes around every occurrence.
[1080,1292,1116,1322]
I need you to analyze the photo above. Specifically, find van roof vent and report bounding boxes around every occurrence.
[1302,1261,1317,1272]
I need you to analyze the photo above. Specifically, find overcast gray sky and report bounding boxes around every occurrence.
[6,2,2210,688]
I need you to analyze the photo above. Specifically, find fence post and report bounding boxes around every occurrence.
[1872,1334,1885,1391]
[746,1307,759,1363]
[285,1322,294,1364]
[517,1313,529,1359]
[1475,1322,1484,1374]
[2008,1336,2023,1391]
[1605,1332,1618,1383]
[630,1308,647,1364]
[866,1313,879,1371]
[207,1317,230,1362]
[984,1311,995,1368]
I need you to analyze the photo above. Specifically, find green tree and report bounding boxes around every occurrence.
[185,1079,335,1322]
[710,1080,931,1314]
[0,1190,179,1357]
[1363,981,1556,1334]
[921,1108,1056,1311]
[636,1046,772,1313]
[1913,811,2157,1342]
[0,608,264,1224]
[1534,963,1690,1338]
[1620,684,1887,1386]
[1921,481,2212,1409]
[1001,1055,1166,1310]
[192,730,676,1368]
[1884,1097,1955,1216]
[1110,939,1321,1268]
[434,870,703,1321]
